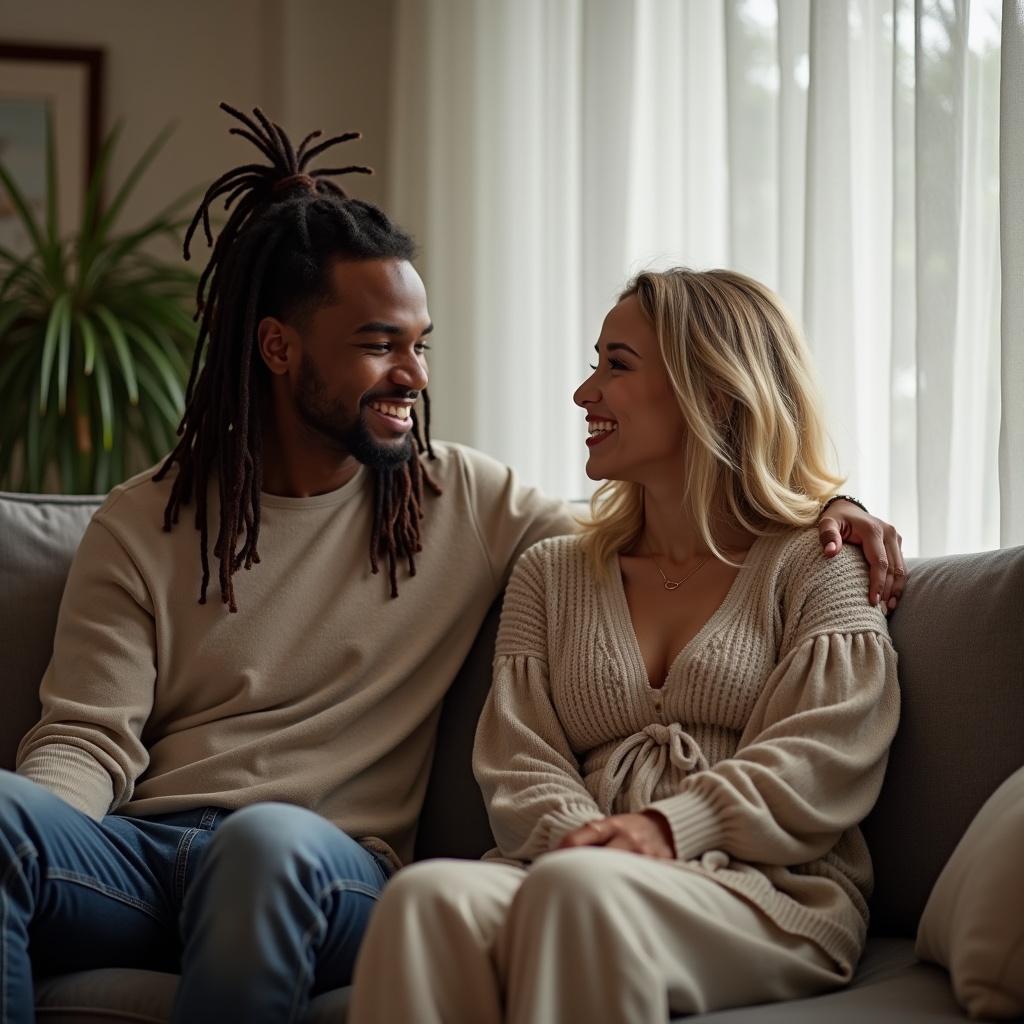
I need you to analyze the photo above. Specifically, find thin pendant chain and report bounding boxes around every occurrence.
[642,536,712,592]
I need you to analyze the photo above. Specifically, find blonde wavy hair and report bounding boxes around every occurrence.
[578,267,844,573]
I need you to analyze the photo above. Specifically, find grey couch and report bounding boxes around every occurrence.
[1,488,1022,1024]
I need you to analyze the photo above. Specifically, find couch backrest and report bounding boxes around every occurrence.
[414,598,503,861]
[3,491,1023,940]
[863,544,1024,936]
[0,491,103,770]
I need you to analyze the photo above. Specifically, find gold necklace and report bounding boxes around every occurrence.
[642,536,712,591]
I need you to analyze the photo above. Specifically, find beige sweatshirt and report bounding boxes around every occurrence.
[16,441,575,867]
[473,529,900,976]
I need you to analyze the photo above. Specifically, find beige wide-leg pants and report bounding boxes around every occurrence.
[349,847,843,1024]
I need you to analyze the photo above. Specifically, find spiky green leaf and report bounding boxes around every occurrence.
[94,304,139,406]
[91,341,115,451]
[39,294,71,414]
[124,321,185,414]
[95,122,177,244]
[78,313,98,376]
[134,358,183,429]
[56,299,72,414]
[44,107,58,249]
[79,123,123,252]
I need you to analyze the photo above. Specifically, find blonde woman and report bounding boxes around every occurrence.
[349,269,900,1024]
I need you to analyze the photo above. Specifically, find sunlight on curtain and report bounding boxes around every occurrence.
[390,0,1021,555]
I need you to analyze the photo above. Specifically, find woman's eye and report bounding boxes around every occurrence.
[609,358,627,371]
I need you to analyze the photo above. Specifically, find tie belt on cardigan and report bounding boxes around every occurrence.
[596,721,709,814]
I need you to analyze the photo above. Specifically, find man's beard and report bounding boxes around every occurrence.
[295,358,415,471]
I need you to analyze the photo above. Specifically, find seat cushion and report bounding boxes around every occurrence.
[35,969,176,1023]
[671,939,968,1023]
[35,969,350,1023]
[35,941,969,1024]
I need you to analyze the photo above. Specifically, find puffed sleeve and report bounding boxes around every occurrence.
[16,516,156,819]
[473,544,604,860]
[649,542,900,866]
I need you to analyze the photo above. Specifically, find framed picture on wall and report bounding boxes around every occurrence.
[0,43,104,257]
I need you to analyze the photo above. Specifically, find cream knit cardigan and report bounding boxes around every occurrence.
[473,529,900,977]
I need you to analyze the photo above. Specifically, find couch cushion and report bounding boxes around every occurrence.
[36,969,177,1023]
[0,491,102,771]
[34,941,962,1024]
[916,764,1024,1019]
[862,545,1024,938]
[670,939,966,1022]
[35,968,350,1023]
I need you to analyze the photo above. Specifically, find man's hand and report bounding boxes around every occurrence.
[555,812,676,859]
[818,499,906,611]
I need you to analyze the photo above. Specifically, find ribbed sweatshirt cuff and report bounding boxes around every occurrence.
[648,789,724,862]
[17,744,115,820]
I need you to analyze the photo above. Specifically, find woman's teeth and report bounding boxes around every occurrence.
[588,420,616,436]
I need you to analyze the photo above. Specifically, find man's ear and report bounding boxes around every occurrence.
[257,317,297,377]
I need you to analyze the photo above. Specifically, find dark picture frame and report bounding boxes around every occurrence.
[0,42,105,252]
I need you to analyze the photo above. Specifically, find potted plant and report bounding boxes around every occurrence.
[0,121,199,493]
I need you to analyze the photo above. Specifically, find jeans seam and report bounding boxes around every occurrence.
[45,869,167,924]
[287,907,326,1024]
[285,878,384,1024]
[174,828,201,906]
[2,842,36,1022]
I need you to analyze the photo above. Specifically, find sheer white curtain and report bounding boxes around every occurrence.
[390,0,1023,556]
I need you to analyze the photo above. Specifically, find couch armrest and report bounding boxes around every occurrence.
[0,492,103,771]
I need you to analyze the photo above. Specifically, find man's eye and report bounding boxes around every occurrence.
[415,343,431,354]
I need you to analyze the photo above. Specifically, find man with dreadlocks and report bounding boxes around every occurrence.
[1,104,903,1023]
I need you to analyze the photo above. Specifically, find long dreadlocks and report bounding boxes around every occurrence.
[155,103,441,611]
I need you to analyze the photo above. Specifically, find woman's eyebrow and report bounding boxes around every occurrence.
[595,341,642,358]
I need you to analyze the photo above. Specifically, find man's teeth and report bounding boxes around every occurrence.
[371,403,411,420]
[588,420,617,435]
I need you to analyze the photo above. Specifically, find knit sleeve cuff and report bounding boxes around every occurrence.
[648,789,725,862]
[543,806,606,847]
[17,743,115,820]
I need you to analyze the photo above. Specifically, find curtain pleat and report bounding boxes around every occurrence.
[778,0,811,315]
[1000,0,1024,547]
[915,0,968,553]
[804,2,859,491]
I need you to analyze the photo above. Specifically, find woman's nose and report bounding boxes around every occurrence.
[573,371,600,408]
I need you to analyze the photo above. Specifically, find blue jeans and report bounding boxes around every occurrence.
[0,772,392,1024]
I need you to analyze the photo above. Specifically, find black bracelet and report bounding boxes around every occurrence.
[820,494,869,516]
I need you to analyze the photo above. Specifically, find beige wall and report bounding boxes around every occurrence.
[0,0,396,245]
